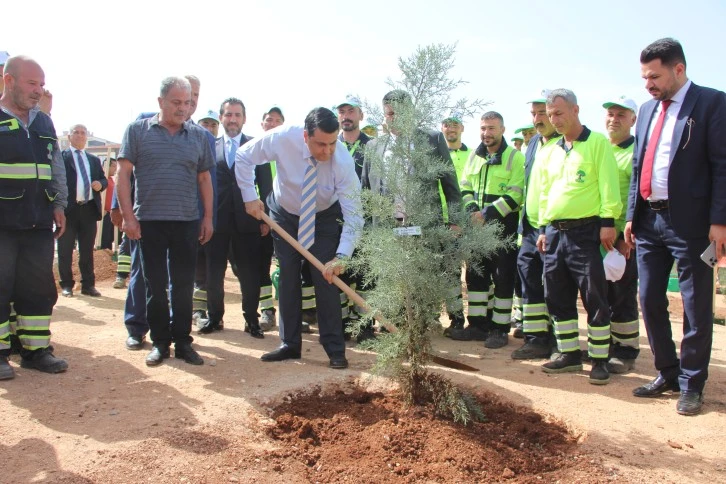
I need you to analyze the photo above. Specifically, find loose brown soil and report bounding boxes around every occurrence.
[263,384,610,483]
[2,264,726,483]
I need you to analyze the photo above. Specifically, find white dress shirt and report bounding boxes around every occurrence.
[235,124,362,257]
[71,147,92,202]
[648,79,692,201]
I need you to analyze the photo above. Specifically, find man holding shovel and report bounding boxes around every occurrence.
[235,107,362,369]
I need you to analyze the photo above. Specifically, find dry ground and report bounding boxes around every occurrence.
[2,251,725,482]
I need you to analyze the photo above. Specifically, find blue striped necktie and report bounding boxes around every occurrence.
[227,138,237,169]
[75,150,91,201]
[298,157,318,249]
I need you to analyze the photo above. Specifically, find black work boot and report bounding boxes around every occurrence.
[19,347,68,374]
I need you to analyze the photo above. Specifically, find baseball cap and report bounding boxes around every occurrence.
[442,110,464,124]
[527,89,552,104]
[603,96,638,113]
[511,134,524,141]
[603,250,627,282]
[0,51,9,66]
[197,109,218,123]
[335,95,361,109]
[264,106,284,121]
[514,123,535,134]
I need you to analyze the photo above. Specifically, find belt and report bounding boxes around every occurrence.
[77,200,91,205]
[647,199,668,211]
[550,216,599,231]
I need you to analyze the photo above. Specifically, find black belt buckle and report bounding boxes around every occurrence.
[648,199,668,211]
[552,220,569,231]
[77,200,88,205]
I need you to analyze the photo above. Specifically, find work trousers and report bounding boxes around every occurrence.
[0,229,56,355]
[543,220,610,360]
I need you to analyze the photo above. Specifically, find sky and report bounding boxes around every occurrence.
[4,0,725,149]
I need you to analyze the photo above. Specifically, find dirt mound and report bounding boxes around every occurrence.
[264,384,610,482]
[53,249,118,290]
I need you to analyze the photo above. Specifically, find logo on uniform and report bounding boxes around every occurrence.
[575,169,586,183]
[498,182,507,192]
[47,143,53,161]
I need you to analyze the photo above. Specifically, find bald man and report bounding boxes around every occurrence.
[1,56,69,379]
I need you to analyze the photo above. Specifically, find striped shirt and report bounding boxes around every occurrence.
[119,115,214,221]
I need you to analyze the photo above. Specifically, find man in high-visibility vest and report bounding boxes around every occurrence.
[534,88,622,385]
[440,111,470,335]
[1,55,69,379]
[602,96,641,374]
[449,111,525,348]
[511,91,561,360]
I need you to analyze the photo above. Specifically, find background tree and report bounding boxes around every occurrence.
[349,43,508,424]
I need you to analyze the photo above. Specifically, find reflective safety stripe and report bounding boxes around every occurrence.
[467,306,488,317]
[507,185,523,195]
[117,254,131,273]
[491,311,511,325]
[0,320,10,341]
[553,319,578,335]
[588,324,611,340]
[192,301,207,311]
[259,286,273,298]
[522,303,548,317]
[523,320,549,333]
[193,289,207,300]
[493,198,512,217]
[15,315,51,350]
[588,342,610,358]
[611,335,639,349]
[467,291,489,303]
[302,286,315,298]
[493,298,512,310]
[301,299,316,310]
[558,337,580,352]
[0,163,52,180]
[512,295,522,308]
[611,320,639,336]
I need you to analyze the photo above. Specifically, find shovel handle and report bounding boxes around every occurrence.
[259,212,395,332]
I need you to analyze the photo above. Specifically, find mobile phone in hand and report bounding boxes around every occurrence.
[700,240,718,268]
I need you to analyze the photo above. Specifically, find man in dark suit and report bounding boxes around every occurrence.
[625,38,726,415]
[362,90,464,330]
[57,124,107,297]
[198,98,272,337]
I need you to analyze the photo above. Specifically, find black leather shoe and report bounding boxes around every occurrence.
[175,344,204,365]
[633,374,680,398]
[197,320,223,334]
[81,287,102,297]
[676,391,703,416]
[261,345,301,362]
[244,322,265,339]
[125,335,145,351]
[145,346,170,366]
[329,353,348,369]
[61,287,73,297]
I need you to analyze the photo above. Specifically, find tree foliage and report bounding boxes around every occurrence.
[348,43,508,424]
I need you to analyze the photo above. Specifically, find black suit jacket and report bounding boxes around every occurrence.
[362,129,461,224]
[215,134,273,233]
[62,148,107,220]
[627,83,726,239]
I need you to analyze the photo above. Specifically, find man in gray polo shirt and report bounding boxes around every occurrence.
[117,76,214,367]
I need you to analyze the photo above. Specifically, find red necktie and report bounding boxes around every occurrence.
[639,99,673,200]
